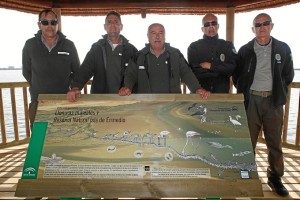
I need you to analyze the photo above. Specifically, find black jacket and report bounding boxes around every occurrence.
[188,34,238,93]
[233,37,294,108]
[72,34,138,93]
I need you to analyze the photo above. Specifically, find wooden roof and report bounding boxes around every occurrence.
[1,0,300,16]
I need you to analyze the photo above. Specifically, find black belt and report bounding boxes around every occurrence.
[250,90,272,97]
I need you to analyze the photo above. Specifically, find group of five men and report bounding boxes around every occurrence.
[22,9,294,197]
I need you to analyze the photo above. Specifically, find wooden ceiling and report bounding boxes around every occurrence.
[1,0,300,16]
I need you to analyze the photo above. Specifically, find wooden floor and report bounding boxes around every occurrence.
[0,143,299,200]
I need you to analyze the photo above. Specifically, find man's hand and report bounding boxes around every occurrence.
[67,87,81,102]
[195,88,211,99]
[199,62,211,70]
[119,87,132,96]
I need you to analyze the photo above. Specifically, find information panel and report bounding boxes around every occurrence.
[16,94,263,198]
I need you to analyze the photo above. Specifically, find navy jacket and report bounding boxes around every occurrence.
[188,34,238,93]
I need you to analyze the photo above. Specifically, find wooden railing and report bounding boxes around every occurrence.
[282,82,300,150]
[0,81,299,150]
[0,82,30,147]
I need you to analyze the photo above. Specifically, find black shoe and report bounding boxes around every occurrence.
[268,179,289,197]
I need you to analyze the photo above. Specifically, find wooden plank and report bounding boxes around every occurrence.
[15,178,263,198]
[0,158,25,163]
[258,171,300,177]
[257,166,300,172]
[0,178,20,184]
[0,162,24,167]
[0,184,17,192]
[262,183,300,192]
[256,157,300,162]
[0,166,23,172]
[0,147,28,154]
[0,192,26,199]
[256,161,300,167]
[38,93,245,102]
[0,152,26,157]
[259,177,300,184]
[0,153,25,159]
[262,191,300,199]
[0,172,22,178]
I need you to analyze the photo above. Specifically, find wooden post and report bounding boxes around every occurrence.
[0,89,6,144]
[226,7,235,94]
[296,91,300,146]
[141,9,146,18]
[23,87,31,138]
[282,86,291,144]
[52,8,62,32]
[10,88,19,141]
[226,7,235,42]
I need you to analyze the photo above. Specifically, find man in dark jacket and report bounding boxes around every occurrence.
[188,13,238,93]
[233,13,294,197]
[22,9,80,126]
[67,11,138,102]
[119,23,210,98]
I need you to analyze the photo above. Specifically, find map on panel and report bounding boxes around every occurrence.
[34,94,257,180]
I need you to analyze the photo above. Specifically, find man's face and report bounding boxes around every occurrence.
[148,24,165,50]
[201,15,219,37]
[104,14,123,39]
[252,15,273,38]
[38,12,58,38]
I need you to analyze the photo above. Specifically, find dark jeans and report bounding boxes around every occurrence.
[246,94,284,179]
[29,101,38,129]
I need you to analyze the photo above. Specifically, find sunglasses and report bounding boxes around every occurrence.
[203,21,218,27]
[254,21,272,28]
[39,19,58,26]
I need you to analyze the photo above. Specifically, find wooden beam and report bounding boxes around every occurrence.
[52,0,229,9]
[2,0,300,16]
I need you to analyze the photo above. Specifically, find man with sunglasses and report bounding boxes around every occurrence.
[22,9,80,127]
[187,13,238,93]
[233,13,294,197]
[67,11,137,102]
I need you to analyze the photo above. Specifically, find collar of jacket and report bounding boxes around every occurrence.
[246,37,277,50]
[203,34,219,40]
[141,43,174,55]
[35,30,66,42]
[99,34,129,45]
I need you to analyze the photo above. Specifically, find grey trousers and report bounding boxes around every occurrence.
[246,94,284,179]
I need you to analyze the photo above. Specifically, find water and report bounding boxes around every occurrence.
[0,70,299,143]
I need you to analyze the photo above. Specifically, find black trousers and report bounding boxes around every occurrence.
[29,101,38,129]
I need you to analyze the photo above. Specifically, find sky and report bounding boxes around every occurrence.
[0,3,300,69]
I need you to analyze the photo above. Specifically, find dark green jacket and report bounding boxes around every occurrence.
[72,34,138,93]
[22,30,80,102]
[125,43,201,93]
